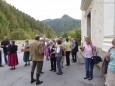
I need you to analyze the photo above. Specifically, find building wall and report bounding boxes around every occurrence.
[91,0,104,56]
[81,11,87,41]
[102,0,115,52]
[81,0,115,58]
[91,0,104,49]
[81,0,104,56]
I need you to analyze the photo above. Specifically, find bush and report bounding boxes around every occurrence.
[8,28,32,40]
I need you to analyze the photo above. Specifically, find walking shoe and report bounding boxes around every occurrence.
[88,78,92,80]
[65,64,69,66]
[10,68,13,70]
[36,74,43,85]
[31,72,36,84]
[0,65,4,67]
[40,72,44,74]
[49,69,53,71]
[84,77,89,79]
[53,70,56,72]
[28,63,30,66]
[56,73,62,75]
[13,67,16,70]
[31,79,36,83]
[36,80,43,85]
[24,63,27,66]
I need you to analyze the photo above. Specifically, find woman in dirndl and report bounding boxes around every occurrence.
[23,40,30,66]
[105,38,115,86]
[8,41,18,70]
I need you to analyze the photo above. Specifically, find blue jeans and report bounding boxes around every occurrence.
[4,52,7,64]
[85,58,94,79]
[56,56,62,74]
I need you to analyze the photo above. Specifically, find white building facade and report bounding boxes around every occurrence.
[81,0,115,56]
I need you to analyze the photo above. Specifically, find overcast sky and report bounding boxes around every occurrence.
[5,0,81,21]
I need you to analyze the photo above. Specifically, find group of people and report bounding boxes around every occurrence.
[0,35,78,85]
[0,36,18,69]
[1,35,115,86]
[44,37,78,73]
[29,35,79,85]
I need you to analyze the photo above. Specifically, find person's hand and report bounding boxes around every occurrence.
[0,45,4,48]
[6,45,9,48]
[81,46,85,51]
[105,52,110,61]
[106,52,110,57]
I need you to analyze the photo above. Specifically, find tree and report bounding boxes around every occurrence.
[75,27,81,45]
[64,27,81,45]
[0,0,55,39]
[0,11,9,39]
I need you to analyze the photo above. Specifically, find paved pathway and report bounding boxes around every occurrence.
[0,51,105,86]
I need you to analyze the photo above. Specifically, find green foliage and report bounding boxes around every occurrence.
[0,0,55,39]
[8,28,31,40]
[42,15,81,33]
[75,27,81,45]
[64,27,81,45]
[0,11,9,37]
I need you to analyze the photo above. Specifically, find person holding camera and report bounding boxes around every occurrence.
[81,36,96,80]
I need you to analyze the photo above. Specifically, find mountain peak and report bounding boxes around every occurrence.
[42,15,81,33]
[62,14,71,19]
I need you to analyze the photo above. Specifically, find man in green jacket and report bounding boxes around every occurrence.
[29,35,44,85]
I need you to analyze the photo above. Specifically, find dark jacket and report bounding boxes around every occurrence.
[1,40,10,53]
[72,41,78,52]
[49,45,55,57]
[7,44,18,55]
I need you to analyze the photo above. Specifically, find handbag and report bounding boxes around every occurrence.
[101,58,109,74]
[91,55,102,64]
[91,46,102,64]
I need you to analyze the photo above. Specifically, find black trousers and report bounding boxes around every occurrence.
[72,51,77,62]
[65,51,70,65]
[31,61,43,74]
[50,57,56,70]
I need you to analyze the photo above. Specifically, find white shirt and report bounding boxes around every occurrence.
[56,45,61,53]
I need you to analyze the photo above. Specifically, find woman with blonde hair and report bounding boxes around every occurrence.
[82,36,96,80]
[105,38,115,86]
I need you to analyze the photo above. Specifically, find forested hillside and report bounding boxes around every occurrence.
[42,15,81,34]
[0,0,55,40]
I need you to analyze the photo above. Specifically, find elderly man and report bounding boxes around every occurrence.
[1,36,10,65]
[29,35,44,85]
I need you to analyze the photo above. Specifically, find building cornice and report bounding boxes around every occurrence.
[81,0,92,11]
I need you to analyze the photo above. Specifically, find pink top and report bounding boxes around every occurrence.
[83,42,95,58]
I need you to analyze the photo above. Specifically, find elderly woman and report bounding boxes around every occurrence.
[8,41,18,70]
[56,39,63,75]
[71,38,78,63]
[82,36,96,80]
[105,38,115,86]
[23,40,30,66]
